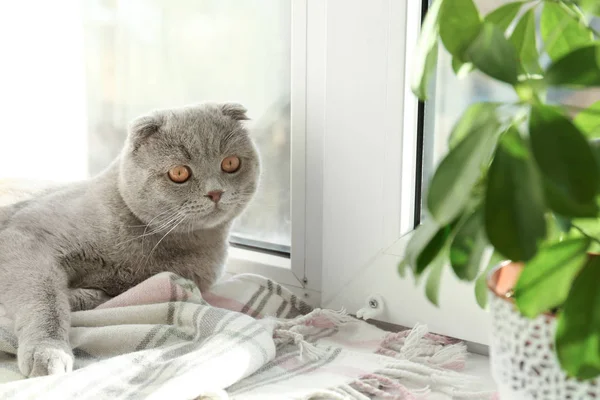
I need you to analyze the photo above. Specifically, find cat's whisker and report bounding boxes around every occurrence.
[118,219,176,246]
[134,212,185,270]
[145,212,183,235]
[141,206,181,234]
[143,215,187,266]
[140,211,184,250]
[117,209,183,247]
[118,205,181,236]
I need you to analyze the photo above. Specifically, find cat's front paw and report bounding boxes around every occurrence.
[18,340,74,377]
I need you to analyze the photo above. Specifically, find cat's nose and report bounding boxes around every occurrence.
[205,190,224,203]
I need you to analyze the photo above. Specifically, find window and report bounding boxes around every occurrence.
[0,0,292,254]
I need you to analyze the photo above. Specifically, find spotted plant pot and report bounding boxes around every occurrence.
[487,262,600,400]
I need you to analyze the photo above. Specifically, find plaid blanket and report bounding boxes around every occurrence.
[0,272,494,399]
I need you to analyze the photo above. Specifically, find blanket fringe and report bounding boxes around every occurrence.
[377,362,493,399]
[278,308,353,329]
[353,374,428,400]
[274,308,352,361]
[315,365,493,400]
[377,323,467,371]
[300,389,350,399]
[302,323,494,399]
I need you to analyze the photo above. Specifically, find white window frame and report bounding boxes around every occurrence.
[227,0,419,309]
[226,0,325,306]
[228,0,492,346]
[228,0,416,308]
[317,0,491,346]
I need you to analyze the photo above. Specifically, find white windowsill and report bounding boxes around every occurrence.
[228,247,291,270]
[226,247,301,288]
[225,247,322,306]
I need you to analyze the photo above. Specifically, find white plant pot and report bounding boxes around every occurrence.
[488,262,600,400]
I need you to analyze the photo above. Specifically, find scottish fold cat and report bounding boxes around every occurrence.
[0,102,260,377]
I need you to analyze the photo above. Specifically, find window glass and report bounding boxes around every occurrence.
[0,0,292,251]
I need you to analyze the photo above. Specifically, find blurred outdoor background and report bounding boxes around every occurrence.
[0,0,292,251]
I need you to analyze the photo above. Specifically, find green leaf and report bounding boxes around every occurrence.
[556,255,600,380]
[416,222,454,274]
[497,124,528,157]
[572,217,600,241]
[428,106,502,225]
[405,218,439,267]
[398,259,408,278]
[448,102,501,148]
[452,1,525,79]
[425,252,445,306]
[542,180,599,218]
[546,45,600,88]
[590,139,600,177]
[439,0,482,57]
[575,0,600,15]
[574,101,600,138]
[564,2,589,23]
[475,251,504,309]
[530,105,600,217]
[411,0,443,100]
[464,23,519,85]
[547,213,565,241]
[510,10,542,75]
[451,56,474,78]
[484,2,525,33]
[514,238,590,318]
[555,214,573,233]
[485,128,546,262]
[541,2,594,61]
[450,210,487,281]
[405,217,451,276]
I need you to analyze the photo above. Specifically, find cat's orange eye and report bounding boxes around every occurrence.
[168,165,191,183]
[221,156,241,173]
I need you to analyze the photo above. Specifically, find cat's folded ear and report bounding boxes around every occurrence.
[220,103,250,121]
[128,114,164,151]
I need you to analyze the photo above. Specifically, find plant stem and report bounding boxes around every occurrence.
[552,0,600,38]
[572,224,600,246]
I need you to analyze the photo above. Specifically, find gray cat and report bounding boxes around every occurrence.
[0,102,260,377]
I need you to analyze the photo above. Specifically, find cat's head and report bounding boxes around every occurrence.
[118,102,260,230]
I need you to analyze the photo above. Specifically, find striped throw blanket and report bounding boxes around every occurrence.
[0,272,494,399]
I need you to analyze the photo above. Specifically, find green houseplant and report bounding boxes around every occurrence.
[404,0,600,389]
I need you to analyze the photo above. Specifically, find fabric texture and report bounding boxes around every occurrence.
[0,272,494,399]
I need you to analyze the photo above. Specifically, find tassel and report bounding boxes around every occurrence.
[273,328,327,361]
[278,308,353,329]
[301,389,351,399]
[377,323,468,371]
[377,363,494,399]
[360,373,426,399]
[380,362,479,386]
[399,324,429,360]
[428,343,467,370]
[351,379,404,399]
[272,308,353,361]
[339,384,372,400]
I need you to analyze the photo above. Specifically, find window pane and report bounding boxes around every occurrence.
[0,0,292,250]
[421,0,600,210]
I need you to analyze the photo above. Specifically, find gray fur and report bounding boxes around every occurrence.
[0,102,260,377]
